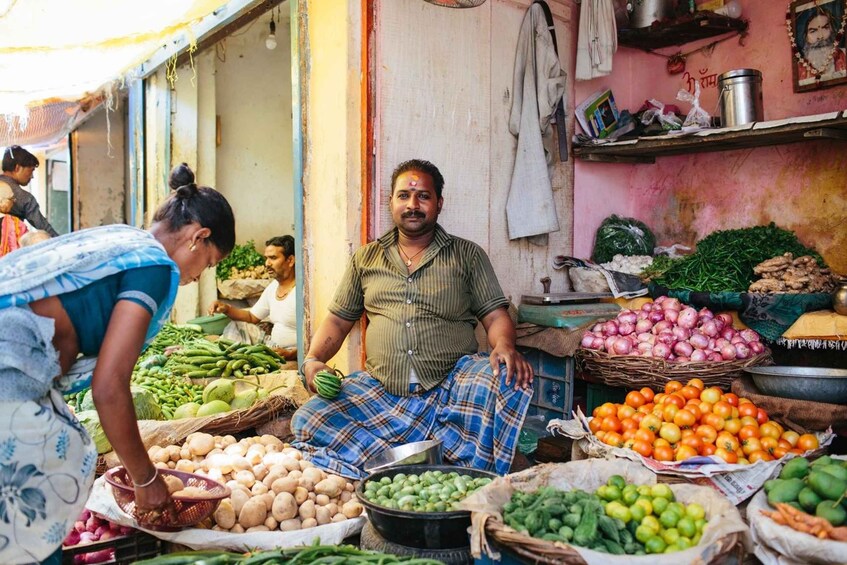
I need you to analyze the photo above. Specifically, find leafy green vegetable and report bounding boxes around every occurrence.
[639,255,678,282]
[75,410,112,454]
[216,240,264,280]
[653,223,824,293]
[591,215,656,264]
[80,386,162,420]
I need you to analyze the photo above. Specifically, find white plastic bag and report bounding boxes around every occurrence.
[677,82,711,128]
[654,243,692,259]
[639,99,682,130]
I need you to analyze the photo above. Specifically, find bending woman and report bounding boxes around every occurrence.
[0,165,235,564]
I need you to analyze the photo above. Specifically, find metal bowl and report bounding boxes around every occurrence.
[356,464,496,549]
[364,440,443,474]
[744,366,847,404]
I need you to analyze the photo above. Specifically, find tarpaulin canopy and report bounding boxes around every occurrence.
[0,0,232,146]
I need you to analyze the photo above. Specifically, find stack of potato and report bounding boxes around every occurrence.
[148,433,364,533]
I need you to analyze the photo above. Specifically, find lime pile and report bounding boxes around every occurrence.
[597,475,708,554]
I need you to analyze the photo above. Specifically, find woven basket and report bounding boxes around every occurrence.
[105,467,229,531]
[576,348,773,390]
[95,394,297,475]
[485,523,744,565]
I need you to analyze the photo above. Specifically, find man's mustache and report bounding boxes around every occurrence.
[402,211,425,218]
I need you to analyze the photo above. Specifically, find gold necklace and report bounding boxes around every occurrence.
[398,243,426,267]
[276,281,294,299]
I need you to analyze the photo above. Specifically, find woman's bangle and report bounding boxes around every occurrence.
[132,468,159,488]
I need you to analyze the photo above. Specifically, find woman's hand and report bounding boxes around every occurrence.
[133,470,177,526]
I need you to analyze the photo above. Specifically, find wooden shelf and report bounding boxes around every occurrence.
[573,113,847,163]
[619,12,748,51]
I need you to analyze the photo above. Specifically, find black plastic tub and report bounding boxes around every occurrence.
[355,464,497,549]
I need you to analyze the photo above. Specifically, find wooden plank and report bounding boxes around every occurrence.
[375,0,491,244]
[618,12,748,51]
[574,116,847,160]
[374,0,576,309]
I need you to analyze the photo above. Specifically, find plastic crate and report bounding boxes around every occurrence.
[585,381,628,415]
[62,531,162,565]
[520,348,574,421]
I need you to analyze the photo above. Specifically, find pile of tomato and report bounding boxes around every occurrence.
[589,378,820,465]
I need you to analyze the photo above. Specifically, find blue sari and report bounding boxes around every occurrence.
[0,225,179,564]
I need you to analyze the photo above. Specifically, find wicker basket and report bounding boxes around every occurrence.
[484,522,744,565]
[105,467,229,531]
[96,393,298,475]
[576,348,773,390]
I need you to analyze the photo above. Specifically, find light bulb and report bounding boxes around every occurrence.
[265,19,277,50]
[715,0,742,18]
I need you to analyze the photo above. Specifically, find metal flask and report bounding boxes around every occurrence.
[834,282,847,315]
[718,68,764,127]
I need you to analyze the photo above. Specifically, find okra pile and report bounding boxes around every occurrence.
[160,338,284,380]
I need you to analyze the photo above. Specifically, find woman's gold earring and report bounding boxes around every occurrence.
[189,243,197,252]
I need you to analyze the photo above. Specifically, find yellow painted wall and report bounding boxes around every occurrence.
[301,0,364,372]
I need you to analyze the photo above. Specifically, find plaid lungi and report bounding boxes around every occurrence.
[291,354,532,478]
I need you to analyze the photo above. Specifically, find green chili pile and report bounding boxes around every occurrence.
[652,223,824,293]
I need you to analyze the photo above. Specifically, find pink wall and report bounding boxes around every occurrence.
[571,1,847,272]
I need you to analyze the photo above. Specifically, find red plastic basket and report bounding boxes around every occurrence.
[104,467,229,532]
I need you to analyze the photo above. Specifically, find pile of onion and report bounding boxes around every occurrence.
[580,296,765,362]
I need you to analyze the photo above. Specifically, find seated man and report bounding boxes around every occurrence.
[293,159,533,479]
[210,235,297,360]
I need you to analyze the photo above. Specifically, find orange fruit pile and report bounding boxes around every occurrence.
[589,378,820,465]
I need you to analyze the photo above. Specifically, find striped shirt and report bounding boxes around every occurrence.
[329,224,509,395]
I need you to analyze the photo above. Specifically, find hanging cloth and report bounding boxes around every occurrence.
[576,0,617,80]
[505,0,566,242]
[0,214,27,256]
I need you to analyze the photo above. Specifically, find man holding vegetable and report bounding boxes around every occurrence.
[209,235,297,361]
[293,158,533,479]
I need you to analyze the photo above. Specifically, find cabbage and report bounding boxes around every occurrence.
[75,410,112,454]
[130,385,162,421]
[77,385,162,421]
[78,388,95,412]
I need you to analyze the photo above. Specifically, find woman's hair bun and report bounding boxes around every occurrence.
[169,162,195,191]
[175,183,199,199]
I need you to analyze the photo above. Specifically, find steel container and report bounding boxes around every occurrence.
[719,68,764,127]
[744,366,847,404]
[356,464,497,549]
[364,440,443,474]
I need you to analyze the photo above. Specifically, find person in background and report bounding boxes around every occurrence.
[292,158,533,479]
[1,145,59,237]
[0,164,235,565]
[0,180,27,256]
[19,229,51,247]
[209,235,297,360]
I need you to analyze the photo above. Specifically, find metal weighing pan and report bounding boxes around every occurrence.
[364,440,443,474]
[744,366,847,404]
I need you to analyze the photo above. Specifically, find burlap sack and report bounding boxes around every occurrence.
[732,376,847,433]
